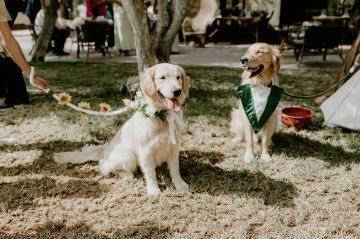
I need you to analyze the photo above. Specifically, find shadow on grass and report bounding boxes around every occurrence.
[0,177,109,211]
[0,140,99,178]
[180,150,297,208]
[2,220,170,239]
[272,132,360,166]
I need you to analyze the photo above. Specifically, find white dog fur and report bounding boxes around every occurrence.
[54,63,190,196]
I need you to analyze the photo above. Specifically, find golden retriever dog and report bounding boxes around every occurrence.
[54,63,190,196]
[230,43,281,162]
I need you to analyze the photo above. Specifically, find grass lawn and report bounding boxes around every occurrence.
[0,62,359,238]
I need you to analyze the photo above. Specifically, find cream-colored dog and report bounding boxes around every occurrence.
[54,63,190,196]
[230,43,281,162]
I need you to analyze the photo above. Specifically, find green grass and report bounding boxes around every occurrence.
[0,62,359,238]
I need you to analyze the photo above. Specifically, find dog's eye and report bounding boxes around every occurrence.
[160,76,165,80]
[257,50,263,54]
[177,76,180,80]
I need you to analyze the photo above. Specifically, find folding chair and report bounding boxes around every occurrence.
[77,20,112,59]
[291,25,346,64]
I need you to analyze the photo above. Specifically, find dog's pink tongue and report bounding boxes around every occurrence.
[242,69,252,80]
[165,98,181,112]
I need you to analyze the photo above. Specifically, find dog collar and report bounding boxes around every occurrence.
[139,104,168,121]
[134,90,168,121]
[235,84,283,134]
[134,90,185,144]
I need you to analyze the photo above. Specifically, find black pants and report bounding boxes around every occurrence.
[0,57,29,105]
[52,28,70,54]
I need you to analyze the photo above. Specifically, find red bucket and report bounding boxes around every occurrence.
[281,107,312,130]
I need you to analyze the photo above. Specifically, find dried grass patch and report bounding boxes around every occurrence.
[0,63,359,238]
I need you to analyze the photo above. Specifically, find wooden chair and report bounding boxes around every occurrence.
[291,25,346,64]
[182,0,218,47]
[77,20,112,59]
[11,13,37,55]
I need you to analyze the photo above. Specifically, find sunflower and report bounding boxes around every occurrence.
[78,101,91,110]
[57,92,71,105]
[99,103,112,112]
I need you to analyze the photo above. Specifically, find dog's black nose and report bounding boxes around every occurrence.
[173,89,182,97]
[240,57,248,64]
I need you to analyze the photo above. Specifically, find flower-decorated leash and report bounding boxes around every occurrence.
[52,93,138,116]
[30,69,184,144]
[29,66,137,115]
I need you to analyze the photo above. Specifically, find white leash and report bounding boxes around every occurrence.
[52,94,136,116]
[29,66,135,116]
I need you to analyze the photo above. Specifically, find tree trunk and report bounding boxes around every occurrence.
[31,0,57,62]
[122,0,156,73]
[122,0,194,74]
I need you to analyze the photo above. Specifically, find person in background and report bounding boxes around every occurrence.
[25,0,41,24]
[34,5,71,56]
[0,0,48,106]
[106,0,114,48]
[86,0,106,18]
[0,0,31,109]
[76,3,87,18]
[112,0,134,56]
[91,5,113,24]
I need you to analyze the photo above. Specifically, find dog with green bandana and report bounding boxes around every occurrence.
[230,43,282,163]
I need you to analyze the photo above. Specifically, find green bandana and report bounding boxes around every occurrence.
[235,84,283,134]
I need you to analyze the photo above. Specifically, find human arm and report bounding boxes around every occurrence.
[0,21,48,89]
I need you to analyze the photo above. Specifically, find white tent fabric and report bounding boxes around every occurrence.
[320,69,360,130]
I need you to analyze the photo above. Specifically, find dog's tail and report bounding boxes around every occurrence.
[53,144,106,164]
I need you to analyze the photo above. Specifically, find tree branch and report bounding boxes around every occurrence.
[164,0,193,45]
[154,0,194,62]
[155,0,170,42]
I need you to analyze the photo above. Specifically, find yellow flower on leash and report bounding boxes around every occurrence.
[99,103,112,112]
[58,92,71,105]
[78,101,91,110]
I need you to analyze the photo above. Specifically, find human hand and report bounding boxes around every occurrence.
[32,74,49,91]
[26,66,50,92]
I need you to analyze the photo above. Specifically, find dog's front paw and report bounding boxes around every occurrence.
[174,180,189,192]
[243,152,254,163]
[261,153,272,162]
[118,171,134,180]
[147,186,161,197]
[99,160,112,175]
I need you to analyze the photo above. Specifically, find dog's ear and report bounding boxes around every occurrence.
[179,66,190,97]
[271,48,281,73]
[140,66,156,97]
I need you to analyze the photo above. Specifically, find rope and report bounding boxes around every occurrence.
[282,64,358,99]
[29,66,136,116]
[52,94,135,116]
